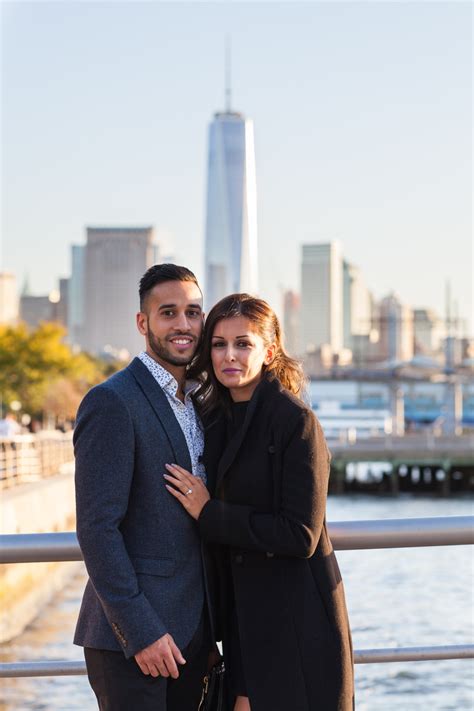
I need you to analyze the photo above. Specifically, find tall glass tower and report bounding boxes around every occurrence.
[204,104,258,310]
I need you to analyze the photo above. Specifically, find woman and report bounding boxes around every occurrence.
[164,294,354,711]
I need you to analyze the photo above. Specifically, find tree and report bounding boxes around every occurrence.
[0,322,121,420]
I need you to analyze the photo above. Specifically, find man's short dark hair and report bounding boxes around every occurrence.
[139,264,201,310]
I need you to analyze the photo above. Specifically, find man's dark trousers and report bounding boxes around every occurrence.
[84,610,211,711]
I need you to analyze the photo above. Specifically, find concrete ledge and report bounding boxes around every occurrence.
[0,468,77,642]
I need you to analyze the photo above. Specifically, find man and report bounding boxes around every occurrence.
[74,264,214,710]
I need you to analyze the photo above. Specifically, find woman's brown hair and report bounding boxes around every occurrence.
[189,293,306,414]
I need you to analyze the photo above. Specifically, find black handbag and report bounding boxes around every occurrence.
[198,659,227,711]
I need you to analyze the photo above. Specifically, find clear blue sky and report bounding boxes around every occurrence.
[2,1,472,333]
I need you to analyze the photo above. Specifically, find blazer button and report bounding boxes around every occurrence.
[235,554,243,564]
[268,445,276,454]
[266,552,274,558]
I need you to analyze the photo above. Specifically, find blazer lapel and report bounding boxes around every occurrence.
[128,357,192,472]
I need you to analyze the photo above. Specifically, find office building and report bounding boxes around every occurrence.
[82,227,155,356]
[377,293,414,362]
[351,332,381,366]
[413,308,444,356]
[300,242,343,355]
[56,278,69,328]
[0,272,18,325]
[68,245,85,347]
[204,103,258,310]
[20,295,55,328]
[282,290,300,357]
[343,261,372,350]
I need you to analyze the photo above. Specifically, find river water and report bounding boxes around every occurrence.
[1,495,473,711]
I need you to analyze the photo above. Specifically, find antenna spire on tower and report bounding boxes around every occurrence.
[225,36,232,112]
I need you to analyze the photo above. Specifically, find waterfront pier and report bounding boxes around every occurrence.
[328,433,474,495]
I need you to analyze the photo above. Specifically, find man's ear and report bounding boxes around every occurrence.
[136,311,147,336]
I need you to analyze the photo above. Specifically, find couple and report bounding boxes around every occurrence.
[74,263,354,711]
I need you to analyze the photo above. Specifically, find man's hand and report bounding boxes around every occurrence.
[134,633,186,678]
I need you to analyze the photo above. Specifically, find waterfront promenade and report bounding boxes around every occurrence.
[0,433,77,643]
[0,432,73,489]
[1,432,473,709]
[1,496,473,710]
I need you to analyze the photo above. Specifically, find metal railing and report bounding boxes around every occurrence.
[2,645,473,678]
[1,516,473,678]
[0,432,74,488]
[1,516,473,564]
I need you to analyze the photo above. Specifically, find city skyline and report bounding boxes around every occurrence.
[2,2,472,332]
[5,234,470,365]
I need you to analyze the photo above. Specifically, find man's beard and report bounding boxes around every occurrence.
[147,323,199,367]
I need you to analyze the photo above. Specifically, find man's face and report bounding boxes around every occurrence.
[136,280,204,368]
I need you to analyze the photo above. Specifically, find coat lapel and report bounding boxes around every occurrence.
[215,378,270,490]
[128,357,192,472]
[202,413,227,495]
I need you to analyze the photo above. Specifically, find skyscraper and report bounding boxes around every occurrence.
[300,242,343,355]
[283,290,301,356]
[413,308,444,356]
[343,261,372,349]
[19,294,55,328]
[377,292,414,362]
[68,245,85,347]
[204,93,258,310]
[56,277,69,328]
[82,227,155,356]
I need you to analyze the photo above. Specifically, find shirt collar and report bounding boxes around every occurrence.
[138,351,199,399]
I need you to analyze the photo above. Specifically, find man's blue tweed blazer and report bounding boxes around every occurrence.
[74,357,205,659]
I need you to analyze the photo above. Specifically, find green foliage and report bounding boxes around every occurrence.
[0,322,121,418]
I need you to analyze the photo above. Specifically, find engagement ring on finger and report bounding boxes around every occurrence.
[186,488,193,495]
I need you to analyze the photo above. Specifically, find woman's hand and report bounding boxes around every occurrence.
[164,463,210,520]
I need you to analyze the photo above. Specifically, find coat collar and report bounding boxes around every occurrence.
[214,373,281,490]
[127,357,192,472]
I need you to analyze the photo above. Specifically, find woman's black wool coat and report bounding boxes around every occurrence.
[198,375,354,711]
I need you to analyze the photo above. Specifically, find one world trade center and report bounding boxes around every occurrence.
[204,90,258,311]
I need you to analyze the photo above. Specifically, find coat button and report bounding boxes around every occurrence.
[235,554,243,564]
[266,552,274,558]
[268,445,276,454]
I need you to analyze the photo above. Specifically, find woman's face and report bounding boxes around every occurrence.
[210,316,275,402]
